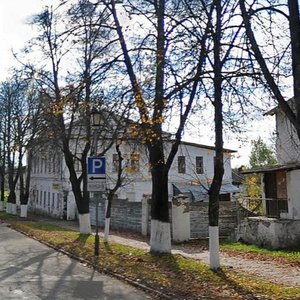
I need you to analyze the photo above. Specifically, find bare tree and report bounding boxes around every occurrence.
[240,0,300,139]
[26,1,130,233]
[0,78,24,215]
[0,107,7,211]
[0,70,41,217]
[105,0,211,253]
[184,0,264,269]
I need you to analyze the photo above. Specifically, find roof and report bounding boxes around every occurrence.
[240,162,300,174]
[264,98,294,116]
[176,140,237,153]
[232,169,244,184]
[172,182,239,202]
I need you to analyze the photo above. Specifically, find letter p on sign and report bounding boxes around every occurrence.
[87,157,106,176]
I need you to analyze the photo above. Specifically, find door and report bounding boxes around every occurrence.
[264,172,277,216]
[276,172,288,214]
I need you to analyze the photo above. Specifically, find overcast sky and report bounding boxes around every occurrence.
[0,1,276,167]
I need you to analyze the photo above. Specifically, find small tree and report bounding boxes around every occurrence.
[249,137,277,168]
[245,137,277,209]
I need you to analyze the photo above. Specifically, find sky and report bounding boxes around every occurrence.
[0,1,46,75]
[0,1,277,168]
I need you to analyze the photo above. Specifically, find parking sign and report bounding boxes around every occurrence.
[87,157,106,191]
[87,157,106,177]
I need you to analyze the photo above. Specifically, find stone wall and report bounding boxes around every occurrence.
[237,216,300,249]
[190,201,237,238]
[90,198,142,232]
[90,197,237,240]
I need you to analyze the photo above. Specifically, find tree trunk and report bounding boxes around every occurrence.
[104,199,110,243]
[64,145,91,234]
[20,205,28,218]
[149,144,171,254]
[0,165,4,211]
[239,0,297,129]
[288,0,300,139]
[8,192,17,215]
[208,0,224,271]
[0,161,4,211]
[19,167,25,205]
[21,150,33,206]
[19,154,32,218]
[0,119,5,211]
[104,143,123,243]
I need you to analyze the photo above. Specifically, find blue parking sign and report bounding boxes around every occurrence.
[87,157,106,177]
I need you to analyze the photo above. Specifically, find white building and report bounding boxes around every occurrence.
[238,100,300,249]
[28,138,237,220]
[248,100,300,220]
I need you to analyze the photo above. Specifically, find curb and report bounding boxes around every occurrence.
[8,223,175,300]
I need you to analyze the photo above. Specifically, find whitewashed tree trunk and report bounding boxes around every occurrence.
[209,226,220,270]
[104,217,110,243]
[78,213,91,234]
[20,205,28,218]
[0,201,3,211]
[150,219,171,254]
[104,199,110,243]
[6,203,11,214]
[141,196,149,236]
[11,204,17,215]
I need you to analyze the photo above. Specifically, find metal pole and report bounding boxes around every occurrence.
[93,129,100,256]
[95,193,99,256]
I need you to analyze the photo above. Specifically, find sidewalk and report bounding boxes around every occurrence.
[31,215,300,287]
[0,222,152,300]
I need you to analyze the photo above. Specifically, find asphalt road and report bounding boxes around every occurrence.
[0,223,153,300]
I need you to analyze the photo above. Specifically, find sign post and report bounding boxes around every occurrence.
[87,157,106,256]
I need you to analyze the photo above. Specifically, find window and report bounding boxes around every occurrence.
[44,191,46,207]
[52,193,55,209]
[36,190,39,204]
[57,194,61,209]
[39,157,43,173]
[131,153,140,172]
[53,155,56,173]
[178,156,186,174]
[48,155,52,173]
[112,153,119,172]
[33,157,37,174]
[220,194,230,201]
[196,156,204,174]
[44,156,47,173]
[56,156,61,173]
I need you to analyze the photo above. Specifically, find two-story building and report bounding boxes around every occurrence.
[28,138,238,220]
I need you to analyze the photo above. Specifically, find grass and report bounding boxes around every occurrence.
[1,212,300,299]
[221,241,300,263]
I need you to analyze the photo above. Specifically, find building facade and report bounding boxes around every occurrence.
[27,139,237,220]
[238,100,300,249]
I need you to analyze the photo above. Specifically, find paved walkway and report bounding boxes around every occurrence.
[31,216,300,288]
[0,223,152,300]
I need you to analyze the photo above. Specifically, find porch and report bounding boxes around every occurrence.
[236,197,289,220]
[237,163,300,249]
[241,163,300,220]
